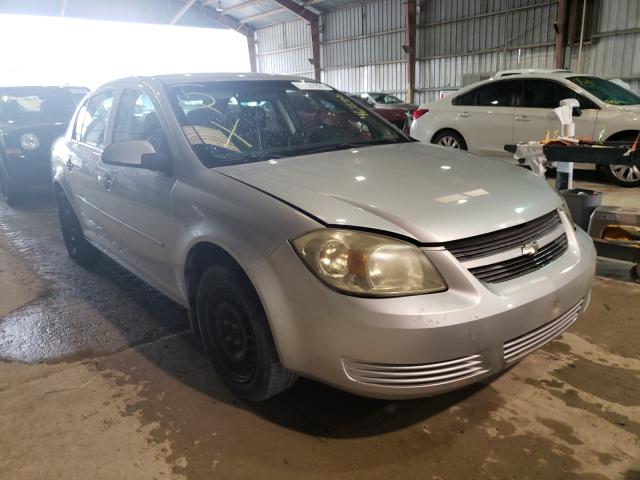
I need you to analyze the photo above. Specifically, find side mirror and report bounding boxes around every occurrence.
[559,98,581,117]
[102,140,171,174]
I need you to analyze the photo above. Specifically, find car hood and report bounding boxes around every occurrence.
[217,143,561,243]
[617,104,640,114]
[374,103,418,111]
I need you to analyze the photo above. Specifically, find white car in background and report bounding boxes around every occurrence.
[410,71,640,187]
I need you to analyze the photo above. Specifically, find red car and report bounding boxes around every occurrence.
[349,93,415,132]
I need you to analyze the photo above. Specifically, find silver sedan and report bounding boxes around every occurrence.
[51,73,596,401]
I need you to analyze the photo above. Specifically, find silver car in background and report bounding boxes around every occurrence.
[51,73,596,401]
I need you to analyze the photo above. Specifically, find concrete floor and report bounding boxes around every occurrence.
[1,171,639,480]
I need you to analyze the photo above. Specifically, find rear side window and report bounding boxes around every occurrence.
[452,89,477,106]
[74,91,113,147]
[474,81,516,107]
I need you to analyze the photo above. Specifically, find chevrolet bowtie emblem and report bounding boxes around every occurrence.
[522,241,540,257]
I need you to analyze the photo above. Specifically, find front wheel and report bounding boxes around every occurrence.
[196,266,296,401]
[603,134,640,187]
[55,188,100,267]
[432,130,467,150]
[604,163,640,187]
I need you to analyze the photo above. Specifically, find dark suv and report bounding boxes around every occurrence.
[0,85,88,204]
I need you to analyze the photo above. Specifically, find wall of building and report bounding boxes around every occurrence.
[254,0,640,103]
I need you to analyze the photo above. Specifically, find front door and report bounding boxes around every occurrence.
[513,79,599,144]
[95,88,178,294]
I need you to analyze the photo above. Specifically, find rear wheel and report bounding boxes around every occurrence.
[55,188,100,267]
[196,266,296,401]
[603,133,640,187]
[433,130,467,150]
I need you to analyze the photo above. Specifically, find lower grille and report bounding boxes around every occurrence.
[503,299,583,364]
[469,234,568,283]
[342,354,488,388]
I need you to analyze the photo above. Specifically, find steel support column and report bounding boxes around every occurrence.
[247,32,257,73]
[310,17,321,81]
[554,0,568,68]
[273,0,321,81]
[405,0,417,103]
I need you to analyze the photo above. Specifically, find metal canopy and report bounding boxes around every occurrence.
[0,0,360,30]
[0,0,415,85]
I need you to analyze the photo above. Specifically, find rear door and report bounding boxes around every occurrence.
[95,87,178,293]
[67,90,114,242]
[513,79,599,144]
[452,79,517,157]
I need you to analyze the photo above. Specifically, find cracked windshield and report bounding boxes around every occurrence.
[168,80,410,167]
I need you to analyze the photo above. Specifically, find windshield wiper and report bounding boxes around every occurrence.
[289,138,407,156]
[217,152,286,165]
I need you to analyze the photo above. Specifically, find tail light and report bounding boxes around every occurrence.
[412,108,429,121]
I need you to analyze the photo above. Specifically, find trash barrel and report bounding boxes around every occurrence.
[560,189,603,231]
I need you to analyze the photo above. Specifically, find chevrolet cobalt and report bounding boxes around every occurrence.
[51,74,595,401]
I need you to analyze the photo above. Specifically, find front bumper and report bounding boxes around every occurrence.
[1,152,52,188]
[250,225,596,399]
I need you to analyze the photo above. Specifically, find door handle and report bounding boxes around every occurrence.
[103,174,113,190]
[457,112,471,118]
[515,116,530,122]
[66,157,74,171]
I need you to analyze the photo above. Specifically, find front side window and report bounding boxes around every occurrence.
[519,80,560,108]
[166,80,409,168]
[75,91,113,147]
[569,76,640,106]
[112,90,166,153]
[555,84,598,110]
[474,81,515,107]
[0,86,77,124]
[517,79,598,110]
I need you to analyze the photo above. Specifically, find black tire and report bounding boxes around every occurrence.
[196,265,296,401]
[432,129,468,150]
[602,134,640,187]
[0,173,22,206]
[631,264,640,284]
[55,188,100,267]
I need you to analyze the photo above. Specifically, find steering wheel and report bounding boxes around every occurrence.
[288,122,329,146]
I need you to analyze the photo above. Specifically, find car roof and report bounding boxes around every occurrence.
[108,72,316,87]
[493,68,573,78]
[0,84,88,90]
[452,72,595,95]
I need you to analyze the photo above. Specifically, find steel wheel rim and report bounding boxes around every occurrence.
[437,136,460,149]
[207,290,257,383]
[610,164,640,183]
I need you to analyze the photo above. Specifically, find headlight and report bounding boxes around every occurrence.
[291,229,447,297]
[558,197,575,228]
[20,133,40,151]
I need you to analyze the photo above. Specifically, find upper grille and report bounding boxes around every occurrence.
[445,210,562,262]
[469,233,568,283]
[503,299,583,363]
[342,354,488,388]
